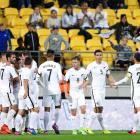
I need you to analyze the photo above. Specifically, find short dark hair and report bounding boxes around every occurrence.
[6,52,15,59]
[72,55,81,61]
[24,57,32,65]
[22,51,31,57]
[17,37,23,44]
[94,49,102,55]
[134,52,140,62]
[47,49,55,57]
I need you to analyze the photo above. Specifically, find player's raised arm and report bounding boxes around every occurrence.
[114,72,131,86]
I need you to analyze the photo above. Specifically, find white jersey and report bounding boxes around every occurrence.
[19,67,34,93]
[31,60,38,82]
[38,60,62,95]
[86,61,110,93]
[128,64,140,98]
[0,65,18,93]
[65,67,86,96]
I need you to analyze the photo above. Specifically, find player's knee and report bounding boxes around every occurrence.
[55,105,61,109]
[45,107,51,112]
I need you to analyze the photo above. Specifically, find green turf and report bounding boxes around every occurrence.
[0,131,140,140]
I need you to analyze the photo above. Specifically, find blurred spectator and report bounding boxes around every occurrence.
[45,7,61,29]
[77,1,93,42]
[44,26,70,63]
[15,37,27,51]
[93,4,109,29]
[62,5,78,32]
[24,23,40,62]
[0,23,12,51]
[18,0,32,9]
[138,0,140,8]
[44,0,55,8]
[107,0,127,9]
[29,6,43,29]
[58,0,77,8]
[109,37,133,69]
[110,14,135,43]
[31,0,44,8]
[79,0,108,8]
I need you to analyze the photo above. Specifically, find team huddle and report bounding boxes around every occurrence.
[0,49,140,135]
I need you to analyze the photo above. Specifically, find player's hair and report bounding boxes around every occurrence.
[24,57,32,65]
[72,55,81,61]
[6,52,15,59]
[22,51,31,57]
[0,52,6,58]
[46,49,55,58]
[94,49,102,55]
[134,52,140,62]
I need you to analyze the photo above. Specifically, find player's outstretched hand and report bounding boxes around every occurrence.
[111,82,118,89]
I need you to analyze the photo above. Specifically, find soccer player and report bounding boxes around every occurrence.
[112,52,140,135]
[85,49,115,134]
[0,53,19,134]
[37,49,63,134]
[15,57,39,135]
[64,55,93,135]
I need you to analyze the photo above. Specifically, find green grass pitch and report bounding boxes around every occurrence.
[0,131,140,140]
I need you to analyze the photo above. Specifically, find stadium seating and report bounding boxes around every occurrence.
[11,17,27,28]
[9,28,21,39]
[0,0,9,8]
[68,29,80,39]
[127,0,139,9]
[132,9,140,19]
[86,38,102,51]
[11,38,18,50]
[117,9,132,19]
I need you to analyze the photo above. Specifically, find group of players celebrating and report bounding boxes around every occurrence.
[0,49,139,135]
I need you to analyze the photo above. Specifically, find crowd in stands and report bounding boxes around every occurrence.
[0,0,140,69]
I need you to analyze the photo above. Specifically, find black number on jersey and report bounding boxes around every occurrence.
[137,72,140,84]
[47,69,52,81]
[100,69,103,75]
[19,75,22,86]
[0,69,4,80]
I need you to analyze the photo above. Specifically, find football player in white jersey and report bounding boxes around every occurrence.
[113,52,140,135]
[64,55,93,135]
[37,50,63,134]
[0,52,7,113]
[0,53,19,134]
[85,49,115,134]
[15,57,39,135]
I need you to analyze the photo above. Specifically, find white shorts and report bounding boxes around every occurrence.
[18,94,38,110]
[70,93,86,109]
[43,94,61,107]
[91,90,105,107]
[133,96,140,108]
[1,92,17,108]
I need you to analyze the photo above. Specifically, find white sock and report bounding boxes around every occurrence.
[15,114,23,132]
[0,112,7,127]
[53,109,60,124]
[44,112,50,131]
[80,113,86,128]
[132,112,139,132]
[71,115,77,130]
[9,118,14,130]
[24,113,29,129]
[29,112,39,130]
[96,113,106,130]
[22,116,26,131]
[87,112,97,128]
[5,109,16,125]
